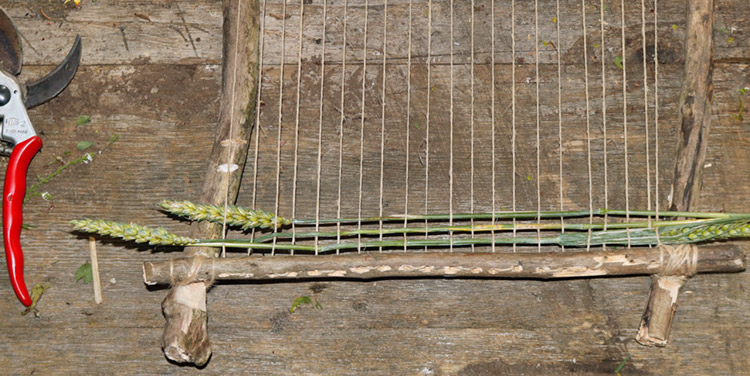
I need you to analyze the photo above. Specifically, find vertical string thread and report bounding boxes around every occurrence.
[403,0,413,252]
[290,0,306,254]
[357,0,369,253]
[600,0,608,249]
[272,0,288,256]
[336,0,349,254]
[534,0,542,252]
[654,0,660,223]
[470,0,476,252]
[490,0,496,253]
[448,0,455,252]
[621,0,632,247]
[581,0,594,251]
[250,0,268,254]
[511,0,517,252]
[556,0,564,252]
[641,0,652,233]
[314,0,328,255]
[424,0,433,251]
[379,0,388,252]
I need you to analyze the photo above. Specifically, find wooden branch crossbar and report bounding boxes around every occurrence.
[143,244,745,285]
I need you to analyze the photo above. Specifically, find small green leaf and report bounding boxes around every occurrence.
[736,96,744,122]
[76,262,93,284]
[109,133,120,143]
[76,141,94,150]
[717,26,731,35]
[76,115,91,125]
[290,296,312,313]
[614,56,623,69]
[740,88,747,95]
[671,24,678,30]
[728,37,735,43]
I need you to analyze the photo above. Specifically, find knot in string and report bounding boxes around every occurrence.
[659,244,698,277]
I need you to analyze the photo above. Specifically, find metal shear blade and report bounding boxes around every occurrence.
[0,8,22,76]
[24,35,82,109]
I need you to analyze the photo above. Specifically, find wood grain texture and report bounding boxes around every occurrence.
[0,0,748,374]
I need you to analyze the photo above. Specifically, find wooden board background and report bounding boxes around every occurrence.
[1,0,749,374]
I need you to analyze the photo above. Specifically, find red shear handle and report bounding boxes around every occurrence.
[4,136,42,307]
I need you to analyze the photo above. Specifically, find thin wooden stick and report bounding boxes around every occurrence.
[637,0,715,347]
[143,244,745,285]
[667,0,715,212]
[160,0,260,366]
[88,236,102,304]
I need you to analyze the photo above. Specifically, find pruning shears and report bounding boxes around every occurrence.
[0,8,81,306]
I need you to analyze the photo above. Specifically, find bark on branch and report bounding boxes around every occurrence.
[143,244,745,285]
[160,0,260,366]
[668,0,714,213]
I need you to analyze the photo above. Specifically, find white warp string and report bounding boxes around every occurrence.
[249,0,665,255]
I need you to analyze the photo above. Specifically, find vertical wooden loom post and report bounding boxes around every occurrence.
[636,0,714,347]
[160,0,260,365]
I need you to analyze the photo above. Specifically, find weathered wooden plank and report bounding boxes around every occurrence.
[3,0,223,65]
[4,0,748,66]
[255,0,748,65]
[2,273,749,374]
[0,0,749,374]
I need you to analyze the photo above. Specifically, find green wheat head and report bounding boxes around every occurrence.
[660,218,750,242]
[70,219,197,246]
[559,217,750,246]
[159,200,291,230]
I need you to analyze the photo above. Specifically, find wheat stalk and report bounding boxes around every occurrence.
[71,214,750,253]
[159,200,744,230]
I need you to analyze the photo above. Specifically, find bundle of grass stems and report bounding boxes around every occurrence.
[70,200,750,254]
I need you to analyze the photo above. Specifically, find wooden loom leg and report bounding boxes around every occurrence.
[159,0,260,366]
[636,275,687,346]
[637,0,714,347]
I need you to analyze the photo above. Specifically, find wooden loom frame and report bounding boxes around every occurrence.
[148,0,743,366]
